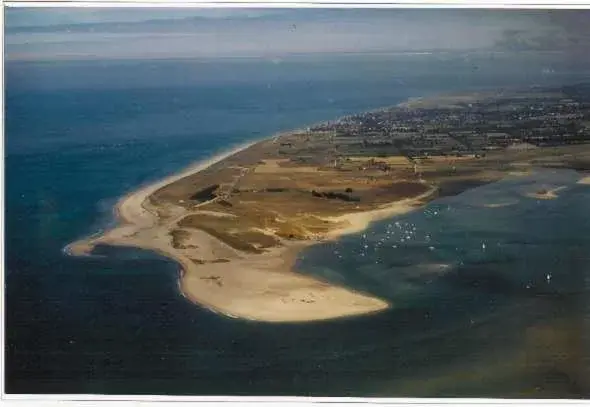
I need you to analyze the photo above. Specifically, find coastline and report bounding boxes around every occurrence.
[64,140,261,255]
[322,185,438,239]
[66,84,588,323]
[66,99,432,256]
[66,131,400,323]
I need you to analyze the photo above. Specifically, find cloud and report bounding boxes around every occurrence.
[491,11,590,52]
[6,8,590,61]
[494,28,590,52]
[5,7,286,29]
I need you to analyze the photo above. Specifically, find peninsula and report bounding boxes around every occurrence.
[67,84,590,322]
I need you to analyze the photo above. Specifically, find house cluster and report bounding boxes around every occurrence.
[309,88,590,159]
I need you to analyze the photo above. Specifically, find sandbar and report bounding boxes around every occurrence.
[524,186,567,200]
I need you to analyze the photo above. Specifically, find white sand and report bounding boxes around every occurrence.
[483,201,519,208]
[117,141,259,228]
[180,244,389,322]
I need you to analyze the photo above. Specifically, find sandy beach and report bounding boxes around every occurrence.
[66,137,396,322]
[64,141,259,256]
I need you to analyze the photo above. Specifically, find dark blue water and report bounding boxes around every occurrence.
[5,54,590,397]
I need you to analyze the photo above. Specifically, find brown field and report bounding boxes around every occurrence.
[348,156,411,165]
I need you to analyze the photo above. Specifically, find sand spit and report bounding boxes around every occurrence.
[483,201,519,209]
[63,240,97,257]
[507,170,533,177]
[66,139,391,323]
[180,243,389,323]
[578,176,590,185]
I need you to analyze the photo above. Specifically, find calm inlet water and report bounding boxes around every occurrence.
[5,54,590,397]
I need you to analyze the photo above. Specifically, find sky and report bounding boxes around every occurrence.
[5,8,590,61]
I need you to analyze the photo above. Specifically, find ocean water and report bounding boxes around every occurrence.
[5,54,590,397]
[296,170,590,396]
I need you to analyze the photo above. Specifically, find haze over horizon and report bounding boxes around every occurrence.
[6,8,590,61]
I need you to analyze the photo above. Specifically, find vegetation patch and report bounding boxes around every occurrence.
[375,181,430,199]
[274,223,311,240]
[437,179,491,198]
[311,190,361,202]
[169,229,193,249]
[190,184,219,202]
[180,222,263,254]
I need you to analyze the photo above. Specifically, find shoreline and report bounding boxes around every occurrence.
[66,99,432,255]
[66,85,582,323]
[322,184,438,240]
[65,129,402,323]
[64,139,262,254]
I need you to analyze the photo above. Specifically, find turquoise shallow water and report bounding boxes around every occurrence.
[5,54,590,397]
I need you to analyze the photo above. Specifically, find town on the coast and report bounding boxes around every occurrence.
[307,84,590,169]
